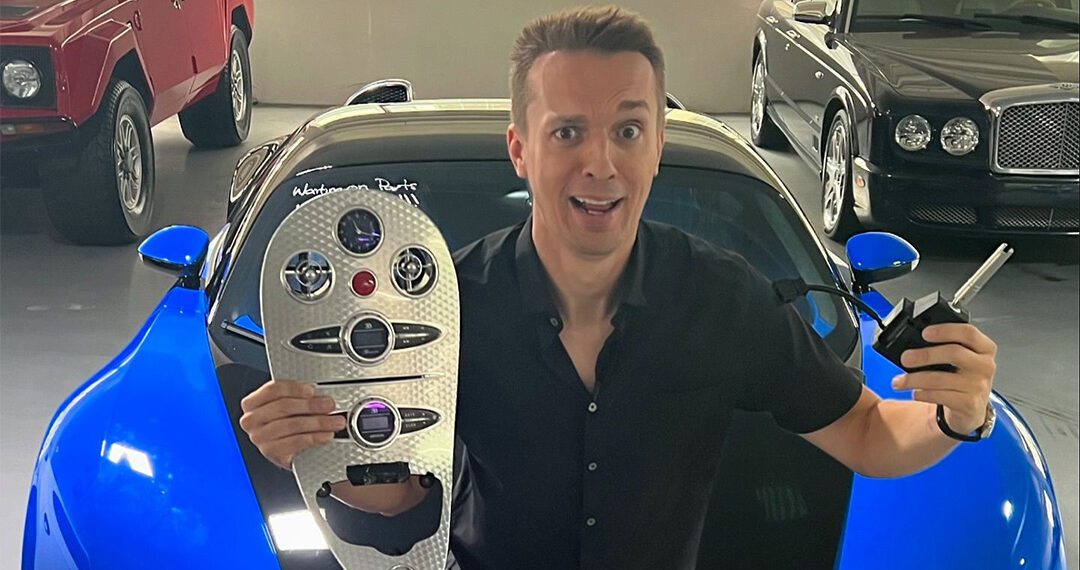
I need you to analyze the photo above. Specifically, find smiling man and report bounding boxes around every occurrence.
[238,6,1000,569]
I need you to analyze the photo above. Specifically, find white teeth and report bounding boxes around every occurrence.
[573,197,618,206]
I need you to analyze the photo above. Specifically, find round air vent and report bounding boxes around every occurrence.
[282,251,332,301]
[392,246,438,298]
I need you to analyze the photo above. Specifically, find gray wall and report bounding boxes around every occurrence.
[249,0,762,114]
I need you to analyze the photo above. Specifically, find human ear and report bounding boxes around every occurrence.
[507,124,529,179]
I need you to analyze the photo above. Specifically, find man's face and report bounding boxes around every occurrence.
[508,50,665,260]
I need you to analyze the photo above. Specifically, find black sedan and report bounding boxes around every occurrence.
[751,0,1079,240]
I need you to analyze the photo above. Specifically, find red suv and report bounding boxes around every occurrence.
[0,0,255,244]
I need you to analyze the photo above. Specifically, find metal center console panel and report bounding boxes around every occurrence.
[260,189,458,570]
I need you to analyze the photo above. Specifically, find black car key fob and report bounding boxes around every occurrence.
[873,243,1013,373]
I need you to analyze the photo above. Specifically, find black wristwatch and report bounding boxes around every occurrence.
[936,403,996,442]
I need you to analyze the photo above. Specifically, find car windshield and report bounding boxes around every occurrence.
[212,161,857,358]
[851,0,1080,32]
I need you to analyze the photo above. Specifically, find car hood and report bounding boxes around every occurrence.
[844,32,1080,103]
[0,0,108,33]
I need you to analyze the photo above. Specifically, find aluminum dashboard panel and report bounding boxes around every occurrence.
[260,188,458,570]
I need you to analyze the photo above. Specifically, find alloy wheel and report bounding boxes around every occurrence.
[230,49,246,122]
[751,59,766,137]
[822,120,848,233]
[114,114,144,215]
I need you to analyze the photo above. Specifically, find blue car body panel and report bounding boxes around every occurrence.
[22,287,279,570]
[835,291,1066,570]
[22,254,1066,567]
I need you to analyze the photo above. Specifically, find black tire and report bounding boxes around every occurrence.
[821,110,860,242]
[41,79,155,245]
[750,53,787,149]
[179,26,252,148]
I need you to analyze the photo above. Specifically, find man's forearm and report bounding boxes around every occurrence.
[858,399,960,478]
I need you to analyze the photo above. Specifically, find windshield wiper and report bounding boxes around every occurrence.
[862,14,993,30]
[222,315,265,345]
[972,12,1080,33]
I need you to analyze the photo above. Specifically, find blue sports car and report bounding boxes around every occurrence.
[22,84,1067,569]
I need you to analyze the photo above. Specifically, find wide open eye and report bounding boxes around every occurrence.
[554,126,579,141]
[619,124,642,140]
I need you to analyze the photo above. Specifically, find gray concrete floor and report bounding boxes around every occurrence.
[1,107,1076,567]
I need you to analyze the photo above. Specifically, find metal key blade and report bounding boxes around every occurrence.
[952,243,1014,311]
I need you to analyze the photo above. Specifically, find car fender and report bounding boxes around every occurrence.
[837,297,1066,569]
[22,286,279,569]
[59,18,151,127]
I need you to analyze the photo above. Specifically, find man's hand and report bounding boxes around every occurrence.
[892,323,998,434]
[239,379,346,469]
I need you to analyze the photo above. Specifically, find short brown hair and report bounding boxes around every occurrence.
[509,5,666,133]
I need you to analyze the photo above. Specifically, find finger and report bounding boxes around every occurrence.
[889,371,976,395]
[249,413,347,445]
[901,344,995,376]
[240,396,337,431]
[923,324,997,356]
[260,432,336,470]
[241,379,315,413]
[911,388,980,413]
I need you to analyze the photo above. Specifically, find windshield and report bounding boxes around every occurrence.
[211,161,856,359]
[851,0,1080,32]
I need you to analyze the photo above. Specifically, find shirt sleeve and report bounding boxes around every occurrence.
[731,257,864,434]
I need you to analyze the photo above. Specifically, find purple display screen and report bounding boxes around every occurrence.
[361,416,391,431]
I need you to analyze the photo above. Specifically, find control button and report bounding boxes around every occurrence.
[398,408,441,434]
[587,462,598,472]
[392,323,442,350]
[290,327,343,354]
[351,270,377,298]
[344,313,393,364]
[585,517,597,527]
[587,402,598,413]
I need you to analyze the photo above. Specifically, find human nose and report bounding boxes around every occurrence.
[582,134,616,180]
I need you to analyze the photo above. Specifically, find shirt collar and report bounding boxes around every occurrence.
[514,215,649,316]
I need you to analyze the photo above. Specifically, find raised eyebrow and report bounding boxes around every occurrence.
[547,115,587,127]
[618,100,651,113]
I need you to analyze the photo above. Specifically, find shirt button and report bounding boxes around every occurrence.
[549,317,560,328]
[586,517,597,527]
[587,402,598,413]
[587,462,598,472]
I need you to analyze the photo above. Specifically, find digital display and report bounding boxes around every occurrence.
[351,328,389,348]
[361,416,391,431]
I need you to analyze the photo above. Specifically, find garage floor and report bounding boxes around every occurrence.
[2,106,1076,567]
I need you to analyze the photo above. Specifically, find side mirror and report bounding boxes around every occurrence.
[138,225,210,289]
[845,232,919,292]
[794,0,833,25]
[229,136,283,218]
[665,92,686,110]
[345,79,413,106]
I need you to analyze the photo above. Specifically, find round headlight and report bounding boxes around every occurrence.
[895,115,931,151]
[940,117,979,156]
[2,60,42,99]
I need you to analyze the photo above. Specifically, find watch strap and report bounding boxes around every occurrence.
[936,404,984,442]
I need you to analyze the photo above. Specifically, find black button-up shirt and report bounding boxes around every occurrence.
[447,218,862,569]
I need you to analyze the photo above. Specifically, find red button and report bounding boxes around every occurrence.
[352,271,377,297]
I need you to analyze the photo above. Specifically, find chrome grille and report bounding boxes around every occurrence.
[996,101,1080,174]
[908,204,977,225]
[991,207,1080,231]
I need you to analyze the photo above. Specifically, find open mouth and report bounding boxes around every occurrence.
[570,196,624,216]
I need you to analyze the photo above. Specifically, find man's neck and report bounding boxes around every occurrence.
[532,224,633,326]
